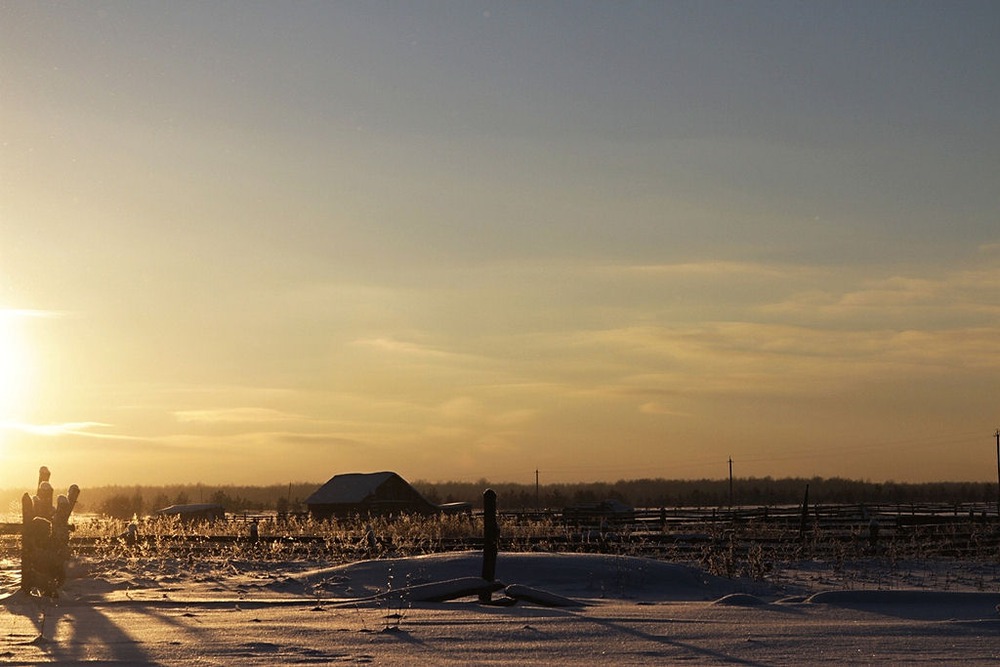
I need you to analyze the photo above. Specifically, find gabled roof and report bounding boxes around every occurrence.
[306,471,399,505]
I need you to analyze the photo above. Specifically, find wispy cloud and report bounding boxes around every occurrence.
[619,260,799,279]
[173,407,304,424]
[0,308,63,320]
[353,337,456,358]
[638,401,691,417]
[436,396,537,426]
[1,421,114,437]
[762,259,1000,322]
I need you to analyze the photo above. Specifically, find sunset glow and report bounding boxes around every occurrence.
[1,3,998,488]
[0,311,34,424]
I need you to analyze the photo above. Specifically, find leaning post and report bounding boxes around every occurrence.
[19,493,33,592]
[798,483,810,542]
[480,488,499,603]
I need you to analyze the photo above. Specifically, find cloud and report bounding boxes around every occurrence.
[438,397,483,420]
[471,433,520,454]
[491,408,538,426]
[977,242,1000,255]
[761,254,1000,323]
[173,407,304,424]
[555,317,1000,406]
[354,337,453,358]
[0,421,113,437]
[620,260,797,279]
[638,402,690,417]
[435,396,539,427]
[0,308,63,320]
[422,425,474,440]
[273,433,367,449]
[835,277,940,308]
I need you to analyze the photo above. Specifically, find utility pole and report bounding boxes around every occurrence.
[728,457,733,511]
[995,429,999,519]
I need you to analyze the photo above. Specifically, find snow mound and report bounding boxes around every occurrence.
[298,551,749,602]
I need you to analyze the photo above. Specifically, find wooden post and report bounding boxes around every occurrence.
[995,429,999,519]
[19,493,33,593]
[798,483,810,541]
[20,467,80,596]
[480,488,498,603]
[868,516,880,552]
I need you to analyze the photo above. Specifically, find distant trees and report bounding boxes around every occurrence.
[413,477,998,509]
[99,490,144,520]
[210,490,232,508]
[73,483,312,518]
[24,476,996,520]
[150,493,171,512]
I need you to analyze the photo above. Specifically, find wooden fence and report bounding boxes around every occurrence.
[2,502,997,565]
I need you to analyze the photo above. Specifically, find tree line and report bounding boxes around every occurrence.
[414,477,999,511]
[6,476,994,520]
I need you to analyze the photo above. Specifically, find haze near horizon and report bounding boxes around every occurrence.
[2,2,998,489]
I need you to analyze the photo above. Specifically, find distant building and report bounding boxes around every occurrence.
[305,471,440,520]
[153,503,226,522]
[561,499,635,527]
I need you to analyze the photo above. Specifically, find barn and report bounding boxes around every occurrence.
[305,471,439,520]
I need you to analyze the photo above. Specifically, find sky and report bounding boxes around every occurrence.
[1,1,999,489]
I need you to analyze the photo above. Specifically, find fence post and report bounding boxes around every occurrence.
[480,489,498,603]
[798,483,810,541]
[19,493,32,592]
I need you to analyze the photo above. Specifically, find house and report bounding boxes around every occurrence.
[305,471,439,520]
[153,503,226,522]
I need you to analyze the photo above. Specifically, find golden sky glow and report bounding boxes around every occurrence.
[0,311,32,424]
[1,3,999,488]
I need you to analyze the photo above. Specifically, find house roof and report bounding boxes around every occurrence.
[305,471,400,505]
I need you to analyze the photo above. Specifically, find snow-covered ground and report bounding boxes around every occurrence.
[2,551,998,664]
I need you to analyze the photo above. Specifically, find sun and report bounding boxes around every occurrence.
[0,309,37,423]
